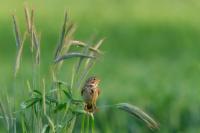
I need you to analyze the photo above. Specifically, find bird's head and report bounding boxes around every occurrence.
[86,76,100,87]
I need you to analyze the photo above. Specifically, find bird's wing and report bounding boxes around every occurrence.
[90,88,94,95]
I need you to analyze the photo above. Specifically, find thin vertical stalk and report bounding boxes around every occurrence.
[42,79,46,115]
[91,114,95,133]
[86,114,90,133]
[81,114,86,133]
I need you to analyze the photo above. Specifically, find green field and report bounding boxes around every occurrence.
[1,0,200,132]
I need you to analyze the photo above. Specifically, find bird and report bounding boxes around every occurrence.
[81,76,100,113]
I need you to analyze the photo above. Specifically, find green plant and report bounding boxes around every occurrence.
[0,6,159,132]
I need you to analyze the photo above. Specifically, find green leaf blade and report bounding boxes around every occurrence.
[54,53,95,63]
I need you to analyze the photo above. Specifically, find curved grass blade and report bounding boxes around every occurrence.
[71,99,84,105]
[24,6,31,33]
[21,98,41,109]
[67,115,77,133]
[55,11,68,59]
[71,40,102,54]
[74,41,91,81]
[115,103,159,130]
[12,15,21,49]
[41,124,50,133]
[72,109,87,115]
[57,23,76,69]
[24,6,34,34]
[93,38,105,51]
[33,90,42,96]
[32,30,40,64]
[14,32,27,77]
[53,80,71,91]
[84,38,104,68]
[76,58,95,90]
[52,80,72,99]
[45,115,55,133]
[76,38,105,89]
[54,103,68,113]
[13,14,27,76]
[62,90,72,99]
[54,53,95,63]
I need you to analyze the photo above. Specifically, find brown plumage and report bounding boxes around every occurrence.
[81,76,100,112]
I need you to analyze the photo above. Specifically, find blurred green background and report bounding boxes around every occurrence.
[1,0,200,132]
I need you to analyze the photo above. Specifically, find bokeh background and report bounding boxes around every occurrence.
[1,0,200,132]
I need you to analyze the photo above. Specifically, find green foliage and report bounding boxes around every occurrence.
[2,0,200,132]
[0,6,159,132]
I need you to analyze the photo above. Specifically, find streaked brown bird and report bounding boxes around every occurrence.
[81,76,100,112]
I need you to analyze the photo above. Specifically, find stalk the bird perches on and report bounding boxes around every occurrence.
[81,76,100,113]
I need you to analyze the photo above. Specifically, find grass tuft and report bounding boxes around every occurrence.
[0,6,159,133]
